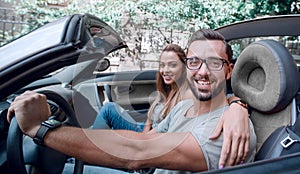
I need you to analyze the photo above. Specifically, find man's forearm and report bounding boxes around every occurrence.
[42,127,136,169]
[41,126,206,171]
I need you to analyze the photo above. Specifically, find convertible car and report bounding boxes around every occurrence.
[0,13,299,174]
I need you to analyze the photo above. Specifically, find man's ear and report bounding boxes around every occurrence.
[225,63,233,80]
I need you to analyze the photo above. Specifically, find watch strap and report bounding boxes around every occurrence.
[229,99,248,110]
[33,124,50,145]
[33,118,61,145]
[229,99,252,116]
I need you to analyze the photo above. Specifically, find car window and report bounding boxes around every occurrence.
[96,49,161,73]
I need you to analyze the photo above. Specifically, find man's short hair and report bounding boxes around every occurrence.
[187,29,233,62]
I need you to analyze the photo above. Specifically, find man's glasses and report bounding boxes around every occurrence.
[185,57,229,71]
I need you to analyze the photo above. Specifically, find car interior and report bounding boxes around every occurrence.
[231,39,300,155]
[66,38,300,173]
[203,39,300,174]
[73,69,157,128]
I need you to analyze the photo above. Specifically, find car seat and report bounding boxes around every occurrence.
[230,39,300,155]
[73,79,104,128]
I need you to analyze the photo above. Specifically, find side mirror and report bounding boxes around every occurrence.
[96,58,110,72]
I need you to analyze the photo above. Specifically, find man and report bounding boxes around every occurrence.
[8,29,256,172]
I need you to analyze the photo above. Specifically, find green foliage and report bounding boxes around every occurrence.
[5,0,300,33]
[251,0,299,15]
[135,0,255,31]
[10,0,64,28]
[6,0,255,32]
[7,0,299,35]
[3,0,300,52]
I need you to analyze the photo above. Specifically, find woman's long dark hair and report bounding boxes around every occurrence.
[147,44,187,122]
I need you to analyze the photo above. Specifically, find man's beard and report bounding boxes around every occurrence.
[188,77,227,101]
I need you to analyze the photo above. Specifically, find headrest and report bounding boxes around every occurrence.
[231,40,300,114]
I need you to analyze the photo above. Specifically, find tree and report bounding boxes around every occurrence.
[5,0,254,44]
[3,0,300,66]
[251,0,300,15]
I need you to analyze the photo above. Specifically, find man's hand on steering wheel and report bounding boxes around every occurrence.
[7,90,51,138]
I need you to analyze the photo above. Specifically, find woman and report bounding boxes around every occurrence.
[92,44,192,132]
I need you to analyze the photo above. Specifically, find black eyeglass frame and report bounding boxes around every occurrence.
[184,57,229,71]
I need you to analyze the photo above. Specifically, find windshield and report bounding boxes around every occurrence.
[0,16,70,70]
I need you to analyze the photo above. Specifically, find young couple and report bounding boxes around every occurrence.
[8,29,256,173]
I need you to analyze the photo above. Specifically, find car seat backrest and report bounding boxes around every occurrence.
[73,80,103,128]
[231,39,300,151]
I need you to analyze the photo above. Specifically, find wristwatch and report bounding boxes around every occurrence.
[229,99,248,110]
[229,99,252,116]
[33,118,62,145]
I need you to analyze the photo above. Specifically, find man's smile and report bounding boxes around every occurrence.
[196,80,211,85]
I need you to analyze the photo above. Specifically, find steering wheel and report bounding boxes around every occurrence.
[7,90,81,174]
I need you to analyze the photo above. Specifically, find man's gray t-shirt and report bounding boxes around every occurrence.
[154,99,256,174]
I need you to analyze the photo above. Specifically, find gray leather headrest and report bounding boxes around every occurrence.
[231,40,300,113]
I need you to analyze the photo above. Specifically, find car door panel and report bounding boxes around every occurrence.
[95,70,157,122]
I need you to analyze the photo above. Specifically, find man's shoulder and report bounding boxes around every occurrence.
[174,99,193,108]
[167,99,194,122]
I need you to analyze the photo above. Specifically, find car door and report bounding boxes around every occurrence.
[95,69,157,122]
[72,62,158,128]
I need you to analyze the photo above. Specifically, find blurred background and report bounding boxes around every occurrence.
[1,0,299,72]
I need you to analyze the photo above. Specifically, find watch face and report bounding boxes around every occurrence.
[43,119,61,128]
[45,119,59,124]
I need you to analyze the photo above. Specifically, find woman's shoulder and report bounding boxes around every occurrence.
[153,102,164,111]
